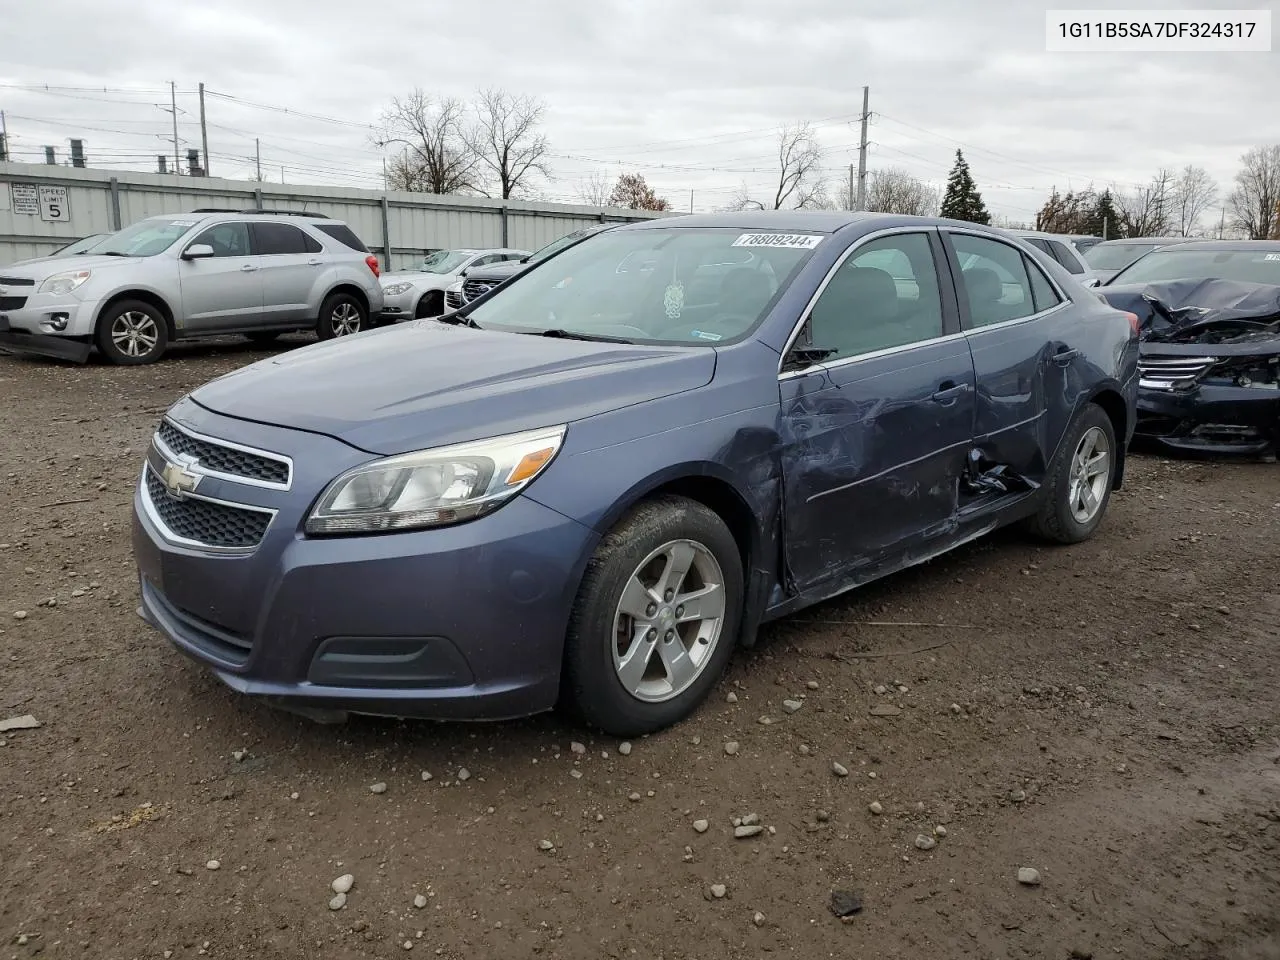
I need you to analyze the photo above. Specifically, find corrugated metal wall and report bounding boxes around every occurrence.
[0,162,673,268]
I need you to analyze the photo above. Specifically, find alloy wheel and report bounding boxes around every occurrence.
[111,311,160,358]
[1068,425,1110,524]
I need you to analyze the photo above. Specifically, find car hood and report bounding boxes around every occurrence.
[463,261,528,283]
[1102,279,1280,346]
[189,321,717,455]
[383,270,456,286]
[0,253,144,280]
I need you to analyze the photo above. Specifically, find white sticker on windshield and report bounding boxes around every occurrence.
[731,233,823,250]
[171,219,198,227]
[1264,253,1280,261]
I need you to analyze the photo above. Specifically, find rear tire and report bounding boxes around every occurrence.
[316,293,366,341]
[414,290,443,319]
[95,300,169,365]
[563,496,743,737]
[1024,403,1117,544]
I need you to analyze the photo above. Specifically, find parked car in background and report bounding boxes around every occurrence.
[379,248,529,323]
[0,209,383,365]
[132,211,1137,736]
[1086,237,1190,284]
[1066,234,1103,255]
[1098,239,1280,458]
[444,223,618,310]
[1004,229,1102,286]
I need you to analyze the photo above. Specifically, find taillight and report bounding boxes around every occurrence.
[365,255,381,278]
[1124,311,1140,337]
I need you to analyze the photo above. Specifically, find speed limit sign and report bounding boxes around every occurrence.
[38,185,69,222]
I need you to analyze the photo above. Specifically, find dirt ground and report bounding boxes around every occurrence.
[1,337,1278,960]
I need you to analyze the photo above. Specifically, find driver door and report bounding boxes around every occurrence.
[777,230,975,593]
[178,222,264,332]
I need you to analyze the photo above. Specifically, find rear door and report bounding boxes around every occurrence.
[177,222,263,332]
[778,229,976,591]
[251,222,324,324]
[942,230,1072,481]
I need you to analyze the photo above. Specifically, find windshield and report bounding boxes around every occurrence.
[527,230,590,264]
[54,234,108,256]
[463,227,822,344]
[94,218,197,257]
[421,250,472,274]
[1085,242,1165,270]
[1109,247,1280,286]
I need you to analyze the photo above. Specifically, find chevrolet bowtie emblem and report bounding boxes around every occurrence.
[160,458,202,499]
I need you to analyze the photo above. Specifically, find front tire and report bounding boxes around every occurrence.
[95,300,169,365]
[1025,403,1117,544]
[316,293,366,340]
[563,496,743,737]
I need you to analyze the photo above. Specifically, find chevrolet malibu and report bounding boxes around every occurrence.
[132,212,1139,736]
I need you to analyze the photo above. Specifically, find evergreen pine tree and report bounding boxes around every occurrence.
[1089,189,1122,238]
[940,150,991,224]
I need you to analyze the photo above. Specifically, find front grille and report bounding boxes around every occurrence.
[1138,356,1217,391]
[0,276,36,287]
[462,279,500,302]
[144,468,273,550]
[444,288,464,310]
[143,580,253,666]
[0,296,28,311]
[157,421,290,486]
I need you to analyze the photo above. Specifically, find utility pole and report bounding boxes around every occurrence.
[0,110,8,162]
[169,81,180,174]
[255,138,261,181]
[198,82,210,178]
[848,163,855,211]
[855,86,870,210]
[1218,207,1226,239]
[689,189,694,213]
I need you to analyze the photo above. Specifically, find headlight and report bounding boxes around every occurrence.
[382,282,414,295]
[39,269,92,296]
[305,425,566,535]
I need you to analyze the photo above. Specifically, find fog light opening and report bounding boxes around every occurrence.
[43,312,70,332]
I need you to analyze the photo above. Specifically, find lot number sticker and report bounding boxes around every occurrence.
[731,233,823,249]
[38,185,69,222]
[10,182,39,216]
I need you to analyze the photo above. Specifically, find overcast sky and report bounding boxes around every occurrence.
[1,0,1276,225]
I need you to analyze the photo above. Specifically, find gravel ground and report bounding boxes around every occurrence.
[2,338,1278,960]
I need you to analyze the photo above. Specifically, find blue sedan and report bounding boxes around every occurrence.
[132,212,1139,736]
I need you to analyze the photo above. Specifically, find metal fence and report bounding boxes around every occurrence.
[0,162,673,267]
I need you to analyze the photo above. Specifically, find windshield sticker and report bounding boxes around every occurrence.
[731,233,823,250]
[171,219,198,227]
[1264,254,1280,261]
[690,330,723,341]
[663,281,685,319]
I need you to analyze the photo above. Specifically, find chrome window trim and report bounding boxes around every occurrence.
[156,417,293,491]
[776,226,951,379]
[139,465,277,556]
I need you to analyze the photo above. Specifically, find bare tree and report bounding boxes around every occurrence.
[374,89,476,194]
[608,172,671,211]
[1172,165,1218,236]
[772,122,826,209]
[862,167,941,216]
[1118,169,1175,237]
[723,182,765,211]
[1228,144,1280,240]
[575,171,612,206]
[463,88,552,200]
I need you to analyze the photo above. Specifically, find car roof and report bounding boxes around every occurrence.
[1143,239,1280,252]
[619,211,1025,235]
[1005,228,1085,241]
[145,210,345,225]
[1094,237,1188,245]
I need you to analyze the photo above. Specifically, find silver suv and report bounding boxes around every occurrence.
[0,209,384,365]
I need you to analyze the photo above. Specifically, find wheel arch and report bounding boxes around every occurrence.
[321,283,370,315]
[96,289,177,340]
[1085,386,1129,490]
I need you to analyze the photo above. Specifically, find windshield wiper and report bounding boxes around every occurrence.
[435,311,482,329]
[97,251,132,257]
[531,328,634,344]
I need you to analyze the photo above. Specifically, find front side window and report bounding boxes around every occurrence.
[189,222,250,258]
[951,234,1036,327]
[803,233,944,360]
[464,228,821,344]
[94,218,197,257]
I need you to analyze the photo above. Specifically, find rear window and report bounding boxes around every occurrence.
[1047,240,1085,274]
[253,222,321,255]
[316,223,369,252]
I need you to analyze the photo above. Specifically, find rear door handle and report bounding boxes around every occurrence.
[240,264,258,272]
[1051,348,1080,366]
[931,381,966,403]
[307,259,323,266]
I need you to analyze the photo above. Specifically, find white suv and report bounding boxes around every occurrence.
[0,209,384,365]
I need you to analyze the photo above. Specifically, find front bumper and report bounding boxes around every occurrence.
[0,293,99,361]
[1136,382,1280,456]
[130,401,597,722]
[377,289,415,323]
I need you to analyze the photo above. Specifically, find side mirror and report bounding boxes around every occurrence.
[182,244,215,260]
[783,345,838,372]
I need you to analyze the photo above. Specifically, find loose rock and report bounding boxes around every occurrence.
[1017,867,1042,886]
[370,782,388,794]
[328,893,347,911]
[12,611,27,621]
[914,834,937,851]
[1009,789,1027,803]
[741,813,761,826]
[832,762,849,777]
[570,769,583,779]
[570,742,586,755]
[734,825,764,838]
[726,692,738,703]
[874,685,888,695]
[457,768,471,782]
[710,884,727,899]
[628,792,642,802]
[950,703,963,715]
[782,699,803,714]
[724,741,739,756]
[331,874,355,894]
[934,825,948,837]
[232,750,247,763]
[753,911,765,926]
[869,801,883,815]
[205,860,221,871]
[806,680,820,690]
[618,742,632,756]
[413,894,428,909]
[693,819,709,833]
[829,890,862,917]
[537,840,554,851]
[816,810,830,823]
[420,771,432,781]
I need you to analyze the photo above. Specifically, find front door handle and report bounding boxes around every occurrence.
[1052,347,1080,366]
[931,381,966,404]
[240,264,258,272]
[307,258,323,266]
